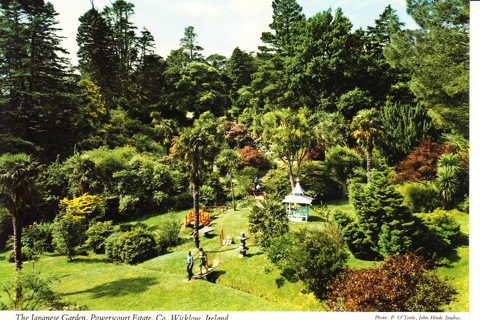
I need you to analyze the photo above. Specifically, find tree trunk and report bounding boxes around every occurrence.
[12,216,22,272]
[366,138,373,184]
[287,162,295,190]
[12,215,23,305]
[192,176,200,249]
[341,181,348,199]
[229,170,236,211]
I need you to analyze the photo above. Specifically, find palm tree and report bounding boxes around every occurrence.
[0,153,42,272]
[69,153,96,196]
[262,107,316,190]
[217,149,241,210]
[350,108,383,184]
[0,153,41,303]
[436,153,460,209]
[171,112,223,248]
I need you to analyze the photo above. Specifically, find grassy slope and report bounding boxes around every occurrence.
[0,200,469,311]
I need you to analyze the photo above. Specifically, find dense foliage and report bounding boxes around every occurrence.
[105,226,158,264]
[266,225,348,299]
[326,253,457,311]
[248,199,289,247]
[346,170,423,260]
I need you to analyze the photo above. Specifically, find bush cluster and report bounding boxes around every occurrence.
[266,226,348,299]
[326,253,457,312]
[105,226,158,264]
[85,221,115,254]
[397,182,442,213]
[415,209,466,257]
[154,218,182,254]
[104,220,182,264]
[39,147,191,222]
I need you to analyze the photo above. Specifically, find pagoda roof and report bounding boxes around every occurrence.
[282,178,313,204]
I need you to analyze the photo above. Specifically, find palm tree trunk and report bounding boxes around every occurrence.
[12,216,22,272]
[12,215,23,304]
[366,138,373,184]
[229,170,236,211]
[192,176,200,249]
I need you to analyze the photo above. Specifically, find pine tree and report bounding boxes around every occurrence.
[1,0,80,161]
[259,0,305,57]
[378,101,437,166]
[347,170,422,259]
[385,0,469,138]
[227,47,256,95]
[77,7,120,113]
[180,26,204,64]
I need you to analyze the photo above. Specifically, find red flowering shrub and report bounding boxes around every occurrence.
[394,137,455,182]
[238,146,270,170]
[325,253,457,312]
[303,140,326,161]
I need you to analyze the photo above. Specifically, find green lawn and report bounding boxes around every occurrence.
[0,199,469,311]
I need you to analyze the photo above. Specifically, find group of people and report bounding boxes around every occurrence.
[186,248,208,281]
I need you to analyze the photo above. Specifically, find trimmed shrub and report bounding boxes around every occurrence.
[105,227,158,264]
[85,221,115,254]
[326,253,457,312]
[397,182,442,213]
[415,209,466,257]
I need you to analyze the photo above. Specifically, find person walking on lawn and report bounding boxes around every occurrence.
[196,247,208,275]
[186,251,194,281]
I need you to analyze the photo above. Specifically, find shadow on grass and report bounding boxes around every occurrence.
[306,215,327,222]
[70,257,109,264]
[67,276,158,299]
[206,270,226,283]
[275,277,285,289]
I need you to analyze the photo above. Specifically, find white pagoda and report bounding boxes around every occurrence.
[282,177,313,222]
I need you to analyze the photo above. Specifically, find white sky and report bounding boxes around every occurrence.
[48,0,418,65]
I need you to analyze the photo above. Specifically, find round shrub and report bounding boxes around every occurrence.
[105,227,158,264]
[397,182,442,213]
[85,221,114,254]
[415,208,465,257]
